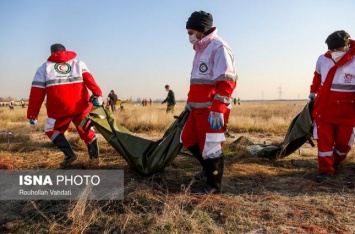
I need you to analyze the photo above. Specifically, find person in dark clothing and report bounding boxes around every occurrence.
[108,90,118,112]
[161,85,176,113]
[9,101,14,110]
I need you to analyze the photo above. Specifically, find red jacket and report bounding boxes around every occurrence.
[187,28,237,113]
[27,51,102,119]
[311,40,355,125]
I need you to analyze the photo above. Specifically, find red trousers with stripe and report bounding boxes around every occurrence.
[181,108,230,159]
[44,112,95,144]
[314,119,354,174]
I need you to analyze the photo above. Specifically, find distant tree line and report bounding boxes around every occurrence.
[0,97,17,102]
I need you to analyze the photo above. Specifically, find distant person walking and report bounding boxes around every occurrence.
[9,101,14,110]
[161,85,176,113]
[20,99,25,108]
[181,11,237,193]
[108,90,118,112]
[105,97,111,109]
[309,30,355,182]
[27,43,103,168]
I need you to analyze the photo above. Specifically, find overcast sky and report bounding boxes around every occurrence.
[0,0,354,101]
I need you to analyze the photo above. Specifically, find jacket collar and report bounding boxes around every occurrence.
[194,27,217,51]
[47,51,77,63]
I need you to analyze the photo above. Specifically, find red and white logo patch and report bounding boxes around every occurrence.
[54,63,71,74]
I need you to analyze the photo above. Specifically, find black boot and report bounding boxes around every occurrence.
[187,144,206,180]
[87,138,99,159]
[203,154,224,193]
[53,134,77,168]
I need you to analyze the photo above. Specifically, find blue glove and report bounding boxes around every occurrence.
[29,119,37,127]
[208,111,224,130]
[308,93,315,101]
[92,96,103,106]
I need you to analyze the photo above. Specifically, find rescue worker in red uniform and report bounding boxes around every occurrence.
[27,44,103,168]
[309,30,355,182]
[181,11,237,193]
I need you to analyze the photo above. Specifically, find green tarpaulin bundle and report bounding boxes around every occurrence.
[252,101,315,160]
[81,107,189,176]
[234,102,314,160]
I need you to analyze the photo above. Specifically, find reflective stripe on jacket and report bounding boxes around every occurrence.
[312,40,355,125]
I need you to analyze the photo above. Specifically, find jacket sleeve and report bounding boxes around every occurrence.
[210,46,237,113]
[310,71,321,94]
[83,72,102,96]
[81,61,102,96]
[27,66,46,119]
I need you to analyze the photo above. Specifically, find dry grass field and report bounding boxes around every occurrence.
[0,101,354,233]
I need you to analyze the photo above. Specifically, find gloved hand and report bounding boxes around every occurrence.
[208,111,224,130]
[29,119,37,127]
[185,103,192,112]
[92,96,103,106]
[308,93,316,101]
